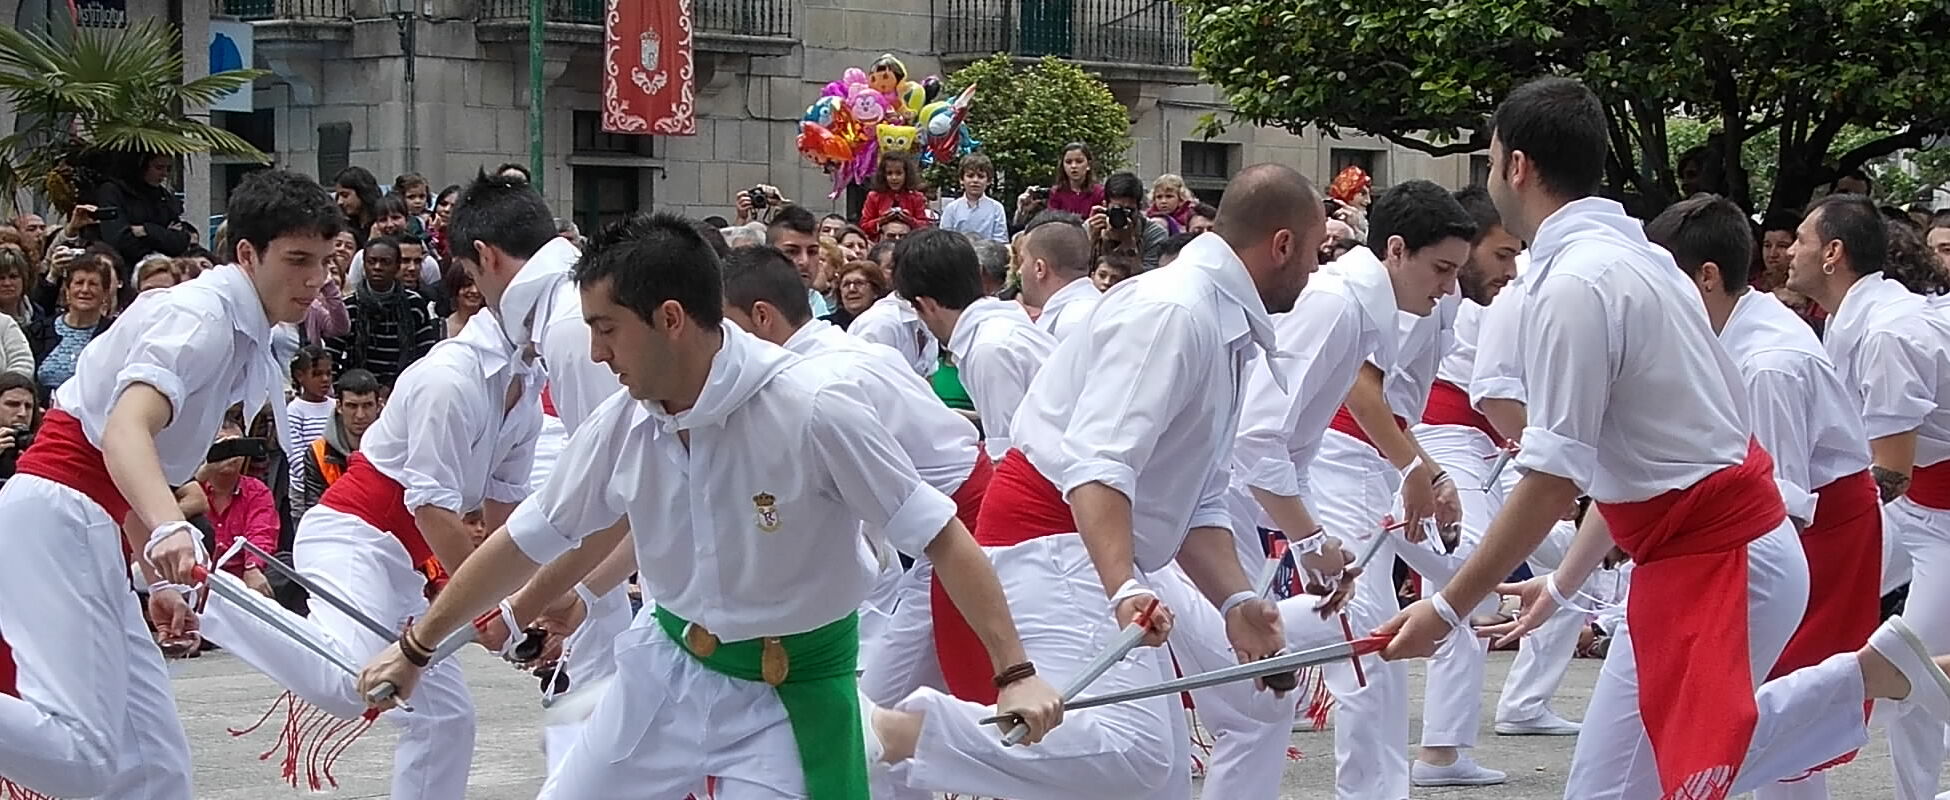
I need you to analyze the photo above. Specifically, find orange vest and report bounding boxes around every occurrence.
[310,438,346,488]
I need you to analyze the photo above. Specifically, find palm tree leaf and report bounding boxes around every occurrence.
[176,69,269,107]
[0,26,65,77]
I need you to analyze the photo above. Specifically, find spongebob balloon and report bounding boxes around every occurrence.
[876,123,920,156]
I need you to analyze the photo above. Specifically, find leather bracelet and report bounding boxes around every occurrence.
[1431,470,1452,487]
[398,626,433,667]
[993,661,1036,689]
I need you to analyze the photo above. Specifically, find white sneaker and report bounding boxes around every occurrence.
[1412,755,1507,786]
[1871,616,1950,721]
[1494,710,1581,736]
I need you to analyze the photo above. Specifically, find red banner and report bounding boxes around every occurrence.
[603,0,696,135]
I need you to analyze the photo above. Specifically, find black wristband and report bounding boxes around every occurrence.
[398,627,433,667]
[993,661,1036,689]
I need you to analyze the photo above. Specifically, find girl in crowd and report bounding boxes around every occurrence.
[860,152,930,239]
[393,172,432,235]
[333,166,383,247]
[1016,142,1105,226]
[441,262,487,338]
[429,183,462,262]
[1146,173,1197,234]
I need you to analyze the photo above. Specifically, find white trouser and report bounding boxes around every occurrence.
[1151,565,1295,800]
[538,619,794,799]
[1564,523,1868,799]
[1884,498,1950,799]
[856,558,940,800]
[1308,430,1410,800]
[543,583,637,776]
[1404,425,1503,751]
[857,541,908,663]
[1496,520,1585,724]
[201,506,476,800]
[526,413,568,494]
[888,533,1188,800]
[0,475,195,799]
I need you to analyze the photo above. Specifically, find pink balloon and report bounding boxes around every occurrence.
[842,67,868,87]
[822,81,847,98]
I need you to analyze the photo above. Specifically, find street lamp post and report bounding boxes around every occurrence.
[528,0,544,193]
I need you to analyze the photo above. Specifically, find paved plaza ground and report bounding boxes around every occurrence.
[173,647,1943,798]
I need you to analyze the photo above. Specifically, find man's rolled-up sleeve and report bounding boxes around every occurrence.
[1513,274,1612,490]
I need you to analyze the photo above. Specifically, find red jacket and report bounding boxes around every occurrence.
[860,190,932,239]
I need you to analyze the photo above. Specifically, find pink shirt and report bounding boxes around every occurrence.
[1047,183,1105,216]
[203,475,280,575]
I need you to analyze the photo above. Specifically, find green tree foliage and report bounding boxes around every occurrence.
[1180,0,1948,213]
[0,18,268,213]
[928,55,1134,199]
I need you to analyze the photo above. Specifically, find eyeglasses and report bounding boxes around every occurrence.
[839,278,873,290]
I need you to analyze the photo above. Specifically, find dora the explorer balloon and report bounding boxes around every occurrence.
[869,54,910,119]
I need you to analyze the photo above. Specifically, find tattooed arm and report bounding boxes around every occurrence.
[1870,432,1918,503]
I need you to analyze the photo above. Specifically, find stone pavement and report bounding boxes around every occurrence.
[174,647,1941,799]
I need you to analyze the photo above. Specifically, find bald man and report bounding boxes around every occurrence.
[865,164,1329,800]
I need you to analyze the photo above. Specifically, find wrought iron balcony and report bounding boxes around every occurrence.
[220,0,349,21]
[475,0,793,38]
[932,0,1190,69]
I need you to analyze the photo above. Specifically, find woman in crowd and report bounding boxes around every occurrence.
[1015,142,1105,227]
[822,259,889,331]
[1327,164,1374,239]
[133,254,181,294]
[0,246,38,328]
[1146,173,1197,234]
[429,183,461,262]
[333,166,383,247]
[27,252,115,395]
[1886,218,1950,304]
[199,418,280,596]
[87,152,192,271]
[441,262,486,338]
[860,152,930,239]
[839,225,871,261]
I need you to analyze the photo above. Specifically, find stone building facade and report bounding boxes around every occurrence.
[4,0,1483,228]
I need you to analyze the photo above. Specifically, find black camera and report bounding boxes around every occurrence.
[746,187,769,211]
[1107,206,1134,230]
[1029,186,1051,201]
[93,206,121,221]
[206,436,270,463]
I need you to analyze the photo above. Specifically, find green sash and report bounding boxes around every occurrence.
[654,607,865,799]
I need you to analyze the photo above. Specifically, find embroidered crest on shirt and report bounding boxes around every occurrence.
[753,492,781,532]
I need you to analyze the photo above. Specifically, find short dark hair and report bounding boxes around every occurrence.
[334,368,382,398]
[1104,171,1145,204]
[1190,202,1218,222]
[393,172,428,196]
[496,162,533,183]
[365,235,401,258]
[396,232,425,250]
[1095,251,1139,278]
[721,246,814,326]
[0,369,36,399]
[892,228,985,310]
[575,212,723,329]
[1806,193,1887,276]
[448,172,558,264]
[289,344,332,377]
[1833,167,1873,195]
[1451,186,1503,243]
[1759,209,1801,236]
[1366,179,1477,255]
[866,240,897,267]
[1160,231,1198,261]
[820,212,848,229]
[1490,77,1608,198]
[959,153,994,179]
[692,220,732,258]
[1644,194,1754,290]
[226,170,345,258]
[372,193,408,220]
[767,204,818,240]
[840,224,870,245]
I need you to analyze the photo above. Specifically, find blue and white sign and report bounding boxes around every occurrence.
[209,20,254,113]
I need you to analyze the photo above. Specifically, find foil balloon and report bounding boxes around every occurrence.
[921,75,943,104]
[821,80,847,99]
[803,96,841,128]
[918,101,954,138]
[841,67,869,87]
[897,81,927,118]
[845,85,887,125]
[798,121,854,169]
[876,123,920,155]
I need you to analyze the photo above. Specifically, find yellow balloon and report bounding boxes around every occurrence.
[898,81,927,116]
[877,123,920,155]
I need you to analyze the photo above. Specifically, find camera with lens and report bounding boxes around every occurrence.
[0,424,32,478]
[1107,206,1134,230]
[1029,186,1051,201]
[746,186,769,211]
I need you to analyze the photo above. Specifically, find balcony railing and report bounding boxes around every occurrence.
[933,0,1188,68]
[476,0,793,37]
[221,0,349,20]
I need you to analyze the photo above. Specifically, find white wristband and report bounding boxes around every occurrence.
[1399,454,1425,477]
[1109,578,1153,605]
[573,582,600,610]
[1218,590,1258,618]
[1545,574,1576,608]
[148,580,196,600]
[1429,592,1463,630]
[144,521,208,569]
[494,600,522,660]
[1289,527,1328,557]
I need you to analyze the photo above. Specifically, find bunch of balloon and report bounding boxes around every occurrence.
[796,54,981,197]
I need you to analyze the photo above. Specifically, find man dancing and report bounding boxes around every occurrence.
[1781,192,1950,800]
[358,214,1061,799]
[0,170,340,799]
[1383,76,1950,800]
[1646,193,1881,800]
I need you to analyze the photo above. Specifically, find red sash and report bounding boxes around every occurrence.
[1420,380,1502,443]
[1767,469,1880,778]
[934,448,1070,701]
[1596,439,1786,800]
[0,637,14,697]
[317,453,448,591]
[15,409,132,526]
[1327,406,1406,451]
[1906,460,1950,510]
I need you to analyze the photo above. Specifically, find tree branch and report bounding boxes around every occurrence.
[1835,128,1934,175]
[1380,131,1488,158]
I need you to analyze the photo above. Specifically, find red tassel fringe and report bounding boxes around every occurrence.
[228,690,381,791]
[1299,665,1334,732]
[0,778,55,800]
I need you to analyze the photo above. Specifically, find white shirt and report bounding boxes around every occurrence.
[360,312,540,514]
[54,265,288,484]
[1470,252,1532,409]
[945,298,1056,457]
[850,293,939,377]
[1823,273,1950,468]
[1234,247,1401,509]
[1513,198,1751,502]
[1719,289,1871,524]
[1035,276,1102,342]
[507,324,958,641]
[494,237,623,435]
[782,318,981,495]
[938,194,1008,243]
[1011,232,1282,572]
[285,395,335,493]
[1438,298,1487,388]
[1386,288,1459,423]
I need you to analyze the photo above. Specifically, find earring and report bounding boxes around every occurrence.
[1821,262,1835,276]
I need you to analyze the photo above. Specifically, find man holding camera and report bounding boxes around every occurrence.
[733,185,787,227]
[1089,173,1169,271]
[0,371,37,488]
